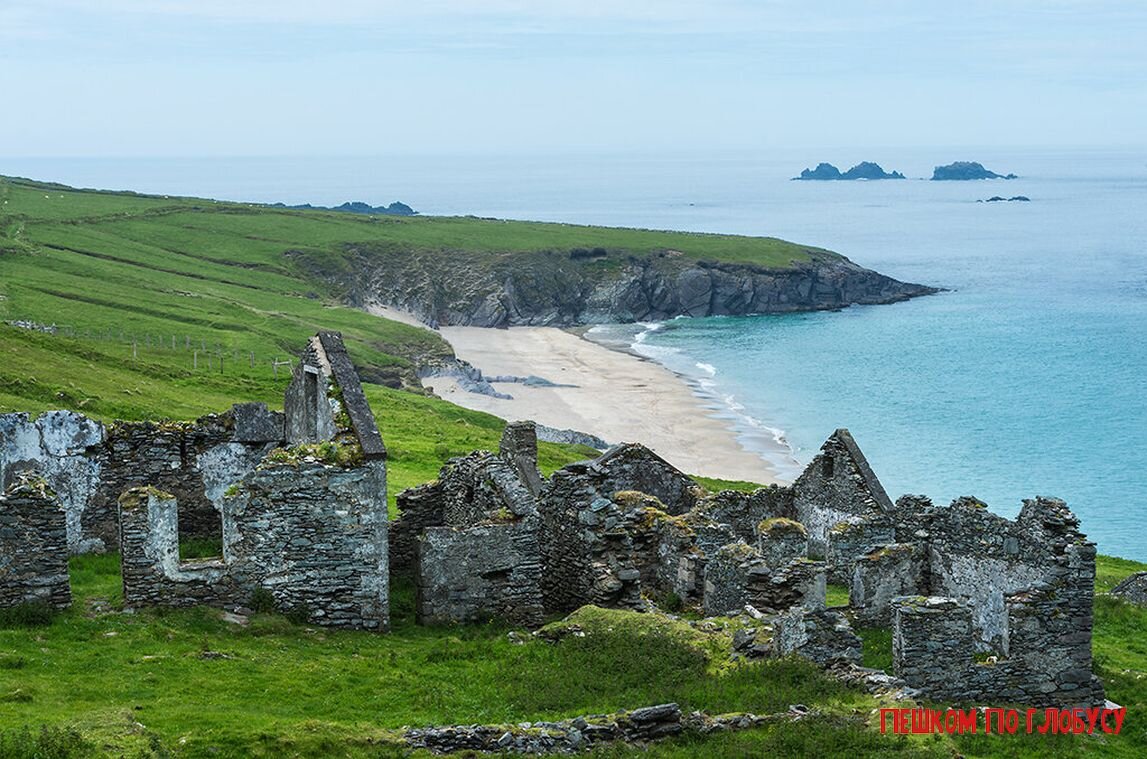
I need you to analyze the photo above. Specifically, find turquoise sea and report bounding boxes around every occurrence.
[5,149,1145,560]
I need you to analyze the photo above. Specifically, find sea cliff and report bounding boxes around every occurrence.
[322,245,939,328]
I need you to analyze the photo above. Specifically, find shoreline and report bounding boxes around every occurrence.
[366,305,789,484]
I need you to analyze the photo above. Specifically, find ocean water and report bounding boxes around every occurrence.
[4,149,1145,560]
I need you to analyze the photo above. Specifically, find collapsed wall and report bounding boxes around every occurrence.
[94,404,283,550]
[0,411,104,553]
[0,404,283,553]
[395,423,545,626]
[537,444,711,615]
[417,518,543,627]
[845,495,1104,706]
[119,459,389,630]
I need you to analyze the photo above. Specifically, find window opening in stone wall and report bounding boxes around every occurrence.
[178,496,225,562]
[822,455,834,478]
[303,367,319,441]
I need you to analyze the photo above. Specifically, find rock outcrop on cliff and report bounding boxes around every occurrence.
[316,245,938,328]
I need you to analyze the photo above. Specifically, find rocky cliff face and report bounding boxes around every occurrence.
[320,246,938,328]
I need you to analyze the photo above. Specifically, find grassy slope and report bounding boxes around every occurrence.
[3,173,809,496]
[1,176,1144,757]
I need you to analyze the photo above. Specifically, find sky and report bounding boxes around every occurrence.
[2,1,1146,157]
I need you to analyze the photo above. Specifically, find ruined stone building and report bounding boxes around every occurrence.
[0,331,1107,705]
[1,331,390,630]
[394,427,1106,707]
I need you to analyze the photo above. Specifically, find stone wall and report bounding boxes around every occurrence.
[284,331,387,459]
[540,474,712,614]
[702,542,759,616]
[119,487,236,608]
[416,518,543,627]
[439,451,538,526]
[756,517,809,570]
[395,421,548,625]
[538,461,601,613]
[791,429,893,562]
[500,420,544,496]
[774,607,861,666]
[849,543,927,626]
[891,586,1104,707]
[586,444,701,516]
[539,444,707,613]
[119,459,389,630]
[699,486,795,544]
[701,544,826,618]
[0,411,104,553]
[826,518,896,584]
[747,558,826,614]
[919,496,1079,652]
[390,481,445,577]
[1112,572,1147,606]
[1,404,282,553]
[0,475,71,609]
[94,405,282,550]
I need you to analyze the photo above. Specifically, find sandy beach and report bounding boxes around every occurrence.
[427,325,785,485]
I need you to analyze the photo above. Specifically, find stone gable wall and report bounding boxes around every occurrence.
[791,429,892,560]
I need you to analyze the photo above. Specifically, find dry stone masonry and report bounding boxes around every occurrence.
[0,404,283,553]
[119,459,389,630]
[0,473,71,609]
[792,428,893,567]
[396,424,1107,708]
[0,410,104,552]
[1111,572,1147,606]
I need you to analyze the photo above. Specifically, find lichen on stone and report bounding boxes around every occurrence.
[758,517,807,536]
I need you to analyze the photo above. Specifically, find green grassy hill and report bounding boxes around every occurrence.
[0,173,838,498]
[1,176,1144,758]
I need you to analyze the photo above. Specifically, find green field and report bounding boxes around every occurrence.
[1,176,1145,757]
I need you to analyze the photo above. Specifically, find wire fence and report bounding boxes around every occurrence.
[5,318,297,378]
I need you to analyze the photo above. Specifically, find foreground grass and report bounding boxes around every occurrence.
[1,556,1144,757]
[0,556,885,758]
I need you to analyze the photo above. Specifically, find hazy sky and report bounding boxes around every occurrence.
[2,1,1145,156]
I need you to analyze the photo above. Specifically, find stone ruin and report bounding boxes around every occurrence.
[1111,572,1147,606]
[0,333,1110,706]
[0,472,71,610]
[1,330,390,630]
[119,459,388,630]
[393,427,1107,707]
[0,404,283,554]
